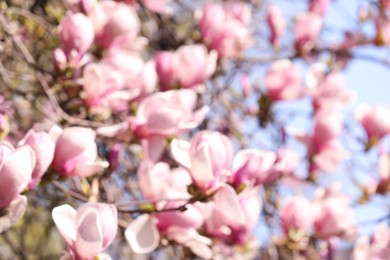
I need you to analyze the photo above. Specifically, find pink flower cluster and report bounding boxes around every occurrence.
[0,126,106,235]
[280,184,358,243]
[197,2,253,58]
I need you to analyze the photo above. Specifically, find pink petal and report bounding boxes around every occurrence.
[0,195,27,233]
[213,185,245,228]
[75,209,104,258]
[52,204,77,247]
[190,142,214,190]
[125,214,160,254]
[170,139,191,169]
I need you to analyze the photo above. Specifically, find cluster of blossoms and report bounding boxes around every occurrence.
[3,0,390,259]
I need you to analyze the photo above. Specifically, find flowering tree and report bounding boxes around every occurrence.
[1,0,390,259]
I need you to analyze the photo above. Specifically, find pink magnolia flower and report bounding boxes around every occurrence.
[309,0,330,17]
[171,131,234,192]
[154,45,217,90]
[352,223,390,260]
[264,59,303,101]
[131,89,208,162]
[174,45,217,88]
[203,187,260,245]
[266,5,286,46]
[104,51,157,101]
[280,196,312,236]
[230,149,277,187]
[154,51,176,90]
[58,12,94,57]
[125,210,211,258]
[52,203,118,259]
[295,12,323,52]
[0,195,27,233]
[0,142,35,209]
[355,103,390,144]
[18,129,55,190]
[306,66,356,110]
[312,185,357,240]
[197,3,252,58]
[137,161,192,201]
[88,1,140,49]
[52,127,108,177]
[82,62,128,112]
[291,110,347,173]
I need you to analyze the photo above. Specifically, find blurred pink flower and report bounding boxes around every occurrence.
[0,195,27,233]
[197,2,252,58]
[280,196,312,236]
[89,1,140,49]
[52,203,118,259]
[266,5,286,46]
[312,185,357,240]
[171,131,234,192]
[18,130,55,190]
[264,59,303,101]
[353,223,390,260]
[174,45,217,88]
[52,127,108,177]
[295,12,323,52]
[130,90,208,162]
[309,0,330,16]
[154,45,217,90]
[355,103,390,144]
[230,149,277,187]
[58,12,94,57]
[104,51,157,101]
[0,142,35,209]
[306,67,356,110]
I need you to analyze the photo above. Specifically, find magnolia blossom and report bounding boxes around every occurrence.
[352,223,390,260]
[312,185,357,240]
[174,45,217,89]
[295,12,323,52]
[104,51,157,101]
[52,127,108,177]
[203,187,261,246]
[58,12,94,58]
[309,0,330,17]
[137,161,192,201]
[125,209,211,259]
[18,129,55,189]
[197,2,252,57]
[264,59,303,101]
[52,203,118,259]
[279,196,312,236]
[230,149,277,187]
[0,195,28,233]
[88,1,140,48]
[154,51,176,90]
[0,142,35,209]
[291,110,347,173]
[355,103,390,144]
[266,5,286,46]
[171,131,234,192]
[131,89,208,162]
[155,45,217,90]
[306,66,356,110]
[82,62,128,112]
